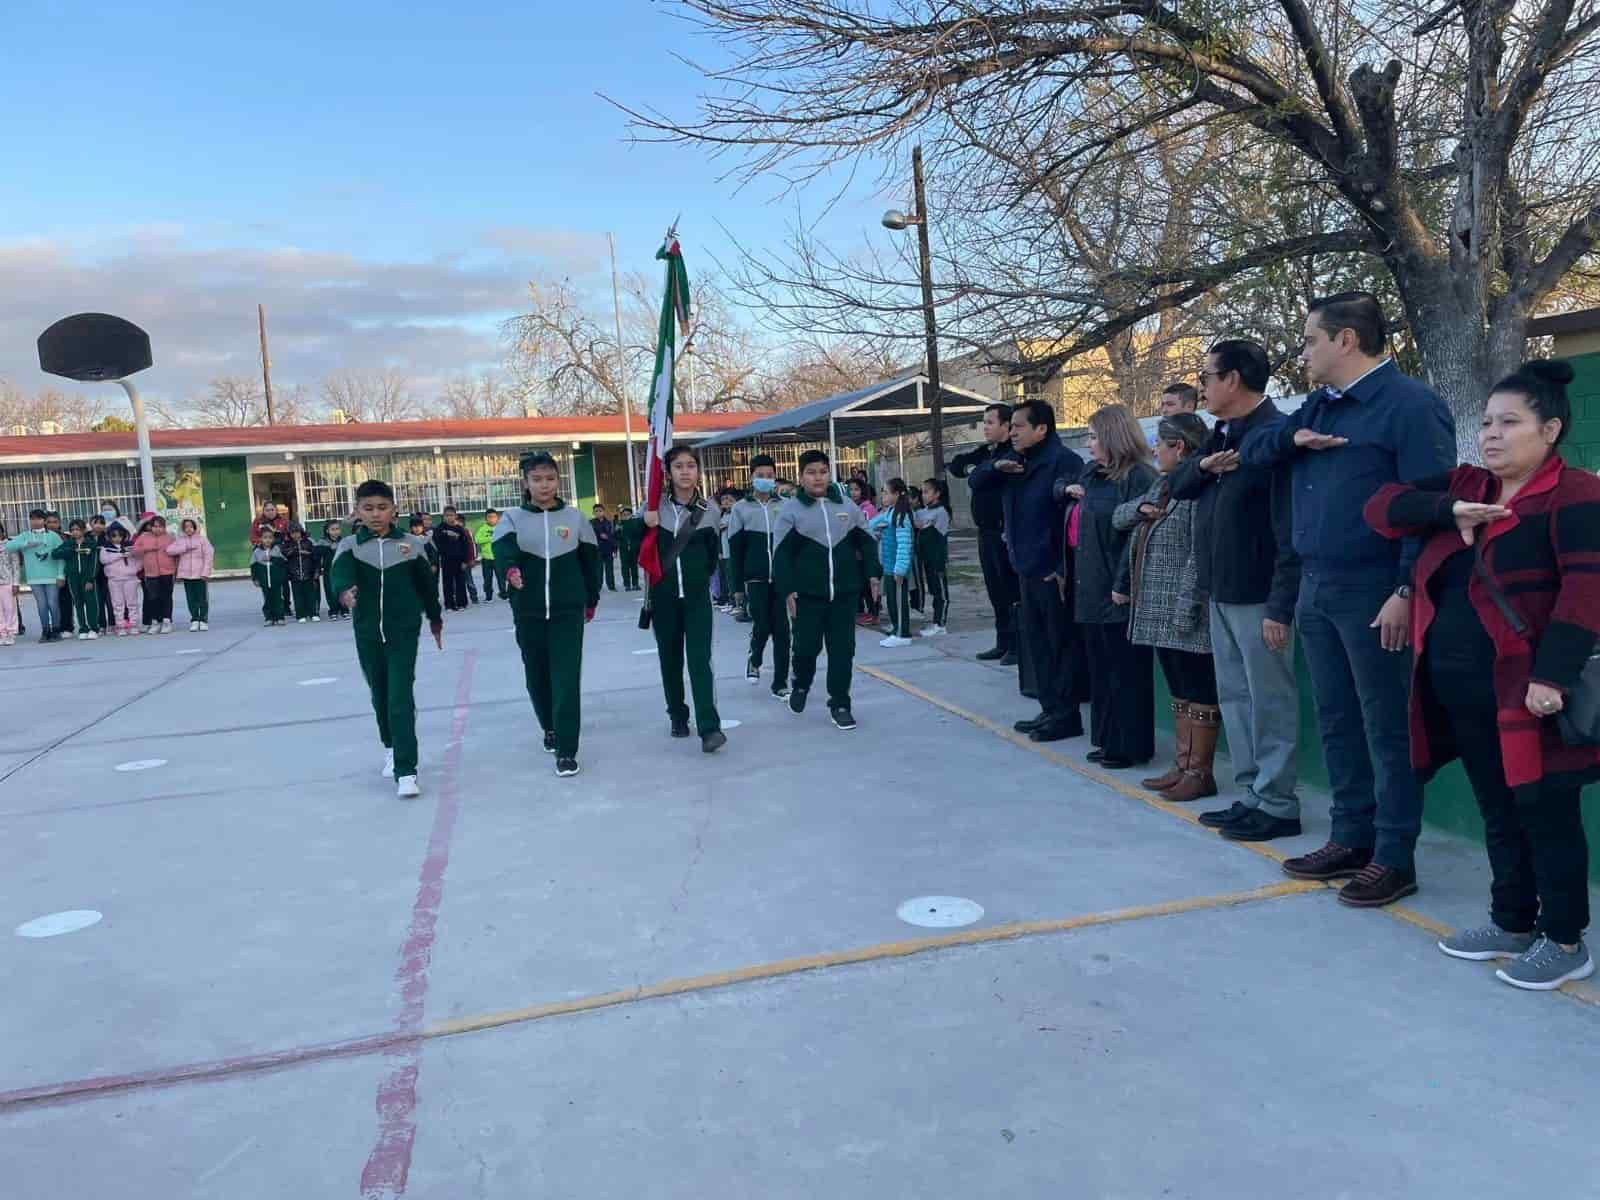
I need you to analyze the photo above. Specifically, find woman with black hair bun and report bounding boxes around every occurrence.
[643,445,726,753]
[1365,357,1600,992]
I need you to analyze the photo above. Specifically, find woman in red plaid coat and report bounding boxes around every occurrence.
[1364,359,1600,992]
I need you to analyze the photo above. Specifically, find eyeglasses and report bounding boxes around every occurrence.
[1197,370,1223,385]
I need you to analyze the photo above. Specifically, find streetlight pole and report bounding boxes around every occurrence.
[608,232,639,509]
[885,144,945,474]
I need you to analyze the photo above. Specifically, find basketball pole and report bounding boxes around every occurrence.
[119,379,158,514]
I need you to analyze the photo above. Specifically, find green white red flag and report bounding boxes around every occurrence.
[638,232,691,588]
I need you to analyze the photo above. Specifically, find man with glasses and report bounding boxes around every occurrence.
[1171,340,1302,841]
[1242,292,1455,906]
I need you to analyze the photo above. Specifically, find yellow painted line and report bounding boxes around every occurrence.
[424,879,1321,1042]
[857,661,1600,1011]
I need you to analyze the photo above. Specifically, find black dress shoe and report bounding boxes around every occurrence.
[701,730,727,754]
[1000,651,1019,666]
[1220,810,1303,842]
[670,718,692,738]
[1199,801,1251,829]
[976,646,1006,661]
[1098,755,1135,769]
[1029,720,1083,743]
[1014,715,1047,733]
[1086,748,1106,763]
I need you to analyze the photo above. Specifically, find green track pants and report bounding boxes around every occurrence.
[356,635,420,776]
[791,591,860,710]
[650,586,720,736]
[515,609,586,757]
[745,580,790,688]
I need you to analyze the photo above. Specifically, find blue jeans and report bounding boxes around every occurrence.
[31,582,61,634]
[1296,573,1420,872]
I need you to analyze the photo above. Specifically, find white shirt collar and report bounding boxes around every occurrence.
[1337,358,1392,396]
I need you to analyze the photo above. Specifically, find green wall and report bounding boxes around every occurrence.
[572,446,598,514]
[1564,351,1600,472]
[201,457,253,571]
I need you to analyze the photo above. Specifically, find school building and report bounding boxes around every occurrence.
[0,413,752,572]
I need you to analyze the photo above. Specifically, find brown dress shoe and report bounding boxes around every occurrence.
[1337,863,1418,907]
[1281,842,1373,881]
[1142,700,1191,791]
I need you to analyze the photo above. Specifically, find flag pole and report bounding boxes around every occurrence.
[608,232,638,509]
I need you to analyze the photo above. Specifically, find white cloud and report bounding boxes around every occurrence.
[0,231,589,410]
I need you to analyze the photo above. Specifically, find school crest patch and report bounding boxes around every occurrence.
[836,512,851,523]
[398,544,412,557]
[556,526,572,541]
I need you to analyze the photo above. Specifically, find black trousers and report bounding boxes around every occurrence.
[1084,621,1155,762]
[924,564,949,626]
[441,561,469,609]
[1017,575,1083,729]
[1156,647,1218,706]
[601,554,617,591]
[142,575,176,624]
[479,559,497,600]
[1430,657,1590,944]
[978,530,1020,651]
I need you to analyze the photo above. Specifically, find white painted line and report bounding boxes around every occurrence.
[722,719,742,730]
[16,910,103,938]
[176,648,205,655]
[631,648,657,655]
[297,677,338,687]
[896,896,984,929]
[114,758,167,772]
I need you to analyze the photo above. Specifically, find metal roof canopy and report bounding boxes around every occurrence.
[694,374,993,452]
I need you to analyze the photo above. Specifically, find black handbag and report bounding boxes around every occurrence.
[1472,543,1600,747]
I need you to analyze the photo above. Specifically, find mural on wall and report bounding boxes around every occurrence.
[155,461,205,526]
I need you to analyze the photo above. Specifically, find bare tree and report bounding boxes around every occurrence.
[625,0,1600,452]
[0,382,106,434]
[440,372,524,420]
[320,369,421,424]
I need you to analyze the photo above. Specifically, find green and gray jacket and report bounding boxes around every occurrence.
[492,499,602,619]
[618,516,645,559]
[652,495,720,602]
[52,537,101,590]
[727,492,785,591]
[327,526,442,643]
[772,484,881,602]
[250,545,286,591]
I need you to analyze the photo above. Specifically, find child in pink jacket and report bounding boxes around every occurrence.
[100,525,144,636]
[164,518,215,631]
[132,515,178,634]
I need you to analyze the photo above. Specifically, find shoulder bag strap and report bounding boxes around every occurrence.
[1472,541,1529,637]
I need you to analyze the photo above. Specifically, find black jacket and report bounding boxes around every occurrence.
[282,537,320,583]
[949,442,1008,532]
[431,522,473,565]
[1072,462,1159,625]
[969,436,1085,579]
[1168,398,1300,625]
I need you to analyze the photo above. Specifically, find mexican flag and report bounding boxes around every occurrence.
[637,233,691,589]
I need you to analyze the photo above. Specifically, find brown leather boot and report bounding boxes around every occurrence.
[1161,704,1220,802]
[1141,700,1190,791]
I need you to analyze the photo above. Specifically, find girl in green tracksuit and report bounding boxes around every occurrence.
[644,446,726,753]
[251,531,289,625]
[494,452,603,777]
[52,519,103,637]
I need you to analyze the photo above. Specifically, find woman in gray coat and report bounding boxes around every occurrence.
[1113,413,1218,801]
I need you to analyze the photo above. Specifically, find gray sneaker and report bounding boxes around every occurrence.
[1438,925,1536,962]
[1495,937,1595,991]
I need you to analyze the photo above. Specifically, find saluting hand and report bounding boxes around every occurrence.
[1452,501,1512,546]
[1293,429,1349,452]
[1200,450,1240,475]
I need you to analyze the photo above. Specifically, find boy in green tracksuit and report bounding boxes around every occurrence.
[772,449,881,731]
[728,453,790,698]
[473,509,500,601]
[617,507,644,591]
[52,519,103,638]
[330,480,444,799]
[494,452,602,777]
[317,521,347,620]
[251,531,289,625]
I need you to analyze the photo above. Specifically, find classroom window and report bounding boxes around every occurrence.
[0,463,143,535]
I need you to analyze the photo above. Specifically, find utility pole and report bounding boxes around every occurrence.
[911,146,944,475]
[258,304,276,425]
[608,233,639,508]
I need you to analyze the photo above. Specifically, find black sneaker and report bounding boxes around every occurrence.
[701,729,727,754]
[770,683,791,700]
[976,646,1006,661]
[555,757,580,777]
[542,730,557,754]
[1199,801,1251,829]
[829,706,857,731]
[788,687,808,715]
[1220,810,1303,842]
[670,717,692,738]
[746,656,760,683]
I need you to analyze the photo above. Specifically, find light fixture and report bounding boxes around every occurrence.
[571,440,582,451]
[882,208,919,230]
[283,452,295,462]
[433,446,443,456]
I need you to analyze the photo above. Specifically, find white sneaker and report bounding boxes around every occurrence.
[197,621,208,631]
[879,635,913,647]
[919,625,946,638]
[189,620,198,632]
[161,619,173,634]
[297,617,307,624]
[85,630,98,640]
[382,749,395,778]
[77,631,89,640]
[396,775,420,799]
[311,615,321,623]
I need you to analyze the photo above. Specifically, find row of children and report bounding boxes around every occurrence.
[1,504,215,643]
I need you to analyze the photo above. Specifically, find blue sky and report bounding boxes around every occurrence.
[0,1,886,405]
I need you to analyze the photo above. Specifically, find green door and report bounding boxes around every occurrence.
[201,457,253,571]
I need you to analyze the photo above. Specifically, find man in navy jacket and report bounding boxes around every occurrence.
[1242,291,1455,905]
[970,399,1086,741]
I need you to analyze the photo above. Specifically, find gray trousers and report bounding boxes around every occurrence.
[1209,600,1300,820]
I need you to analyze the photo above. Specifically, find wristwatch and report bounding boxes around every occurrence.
[1395,584,1414,599]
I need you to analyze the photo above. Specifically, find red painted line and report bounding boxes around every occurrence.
[359,650,477,1199]
[0,1030,412,1110]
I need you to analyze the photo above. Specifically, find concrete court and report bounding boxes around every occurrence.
[1,574,1596,1200]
